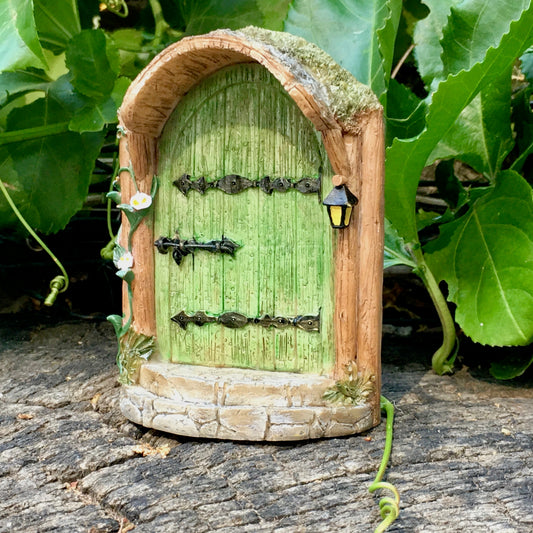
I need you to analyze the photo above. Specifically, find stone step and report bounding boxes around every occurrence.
[138,362,338,408]
[120,362,374,441]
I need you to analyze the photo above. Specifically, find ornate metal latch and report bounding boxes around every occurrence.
[171,310,320,332]
[173,173,320,196]
[155,235,240,266]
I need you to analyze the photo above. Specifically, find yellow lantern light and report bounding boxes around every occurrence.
[323,184,358,229]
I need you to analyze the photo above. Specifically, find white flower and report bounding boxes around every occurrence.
[116,251,134,270]
[130,192,152,210]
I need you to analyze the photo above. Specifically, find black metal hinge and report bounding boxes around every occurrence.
[172,310,320,332]
[173,173,320,196]
[155,235,240,266]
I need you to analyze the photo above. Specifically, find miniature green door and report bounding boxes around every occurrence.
[155,64,335,374]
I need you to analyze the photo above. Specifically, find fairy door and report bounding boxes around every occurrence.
[154,63,335,374]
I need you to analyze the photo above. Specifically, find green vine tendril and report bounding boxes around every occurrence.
[368,396,400,533]
[103,0,129,18]
[0,178,69,306]
[107,149,119,240]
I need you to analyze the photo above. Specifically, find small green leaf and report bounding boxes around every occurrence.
[425,171,533,346]
[107,314,124,338]
[113,242,127,264]
[106,191,121,204]
[116,269,134,283]
[68,95,117,133]
[109,28,145,52]
[33,0,81,53]
[65,29,120,99]
[118,203,135,213]
[490,352,533,380]
[0,0,48,71]
[384,219,416,270]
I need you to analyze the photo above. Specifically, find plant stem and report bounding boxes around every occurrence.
[0,123,70,145]
[148,0,170,47]
[368,396,400,532]
[0,178,69,303]
[413,248,457,374]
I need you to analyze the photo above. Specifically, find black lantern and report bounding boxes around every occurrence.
[323,185,358,229]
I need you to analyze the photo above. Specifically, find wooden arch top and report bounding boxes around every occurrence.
[119,27,380,139]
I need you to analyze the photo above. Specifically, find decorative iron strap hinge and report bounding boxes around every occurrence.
[172,311,320,332]
[173,173,320,196]
[155,235,240,265]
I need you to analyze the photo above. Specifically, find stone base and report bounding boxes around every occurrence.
[120,362,374,441]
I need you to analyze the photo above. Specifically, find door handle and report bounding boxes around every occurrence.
[155,235,240,266]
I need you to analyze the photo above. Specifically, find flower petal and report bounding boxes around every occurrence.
[130,192,152,210]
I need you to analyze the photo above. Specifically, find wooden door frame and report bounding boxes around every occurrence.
[118,29,384,423]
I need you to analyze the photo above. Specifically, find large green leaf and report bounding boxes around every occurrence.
[177,0,264,34]
[284,0,400,99]
[0,0,48,71]
[385,78,426,145]
[442,0,530,77]
[425,171,533,346]
[0,96,104,233]
[376,0,402,101]
[413,0,458,88]
[428,69,514,179]
[33,0,81,53]
[0,69,51,106]
[65,29,120,99]
[385,4,533,244]
[68,77,130,133]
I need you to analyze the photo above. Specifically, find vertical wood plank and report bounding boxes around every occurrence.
[328,129,362,380]
[119,132,157,336]
[155,64,335,373]
[352,109,385,425]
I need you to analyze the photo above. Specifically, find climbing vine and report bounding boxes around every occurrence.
[106,157,158,384]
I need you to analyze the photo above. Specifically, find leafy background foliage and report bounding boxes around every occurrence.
[1,0,533,377]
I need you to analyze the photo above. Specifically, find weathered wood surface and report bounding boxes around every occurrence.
[1,319,532,532]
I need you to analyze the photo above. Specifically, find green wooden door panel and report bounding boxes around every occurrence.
[155,63,335,374]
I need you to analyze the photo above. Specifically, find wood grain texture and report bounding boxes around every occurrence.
[352,109,385,424]
[155,64,335,373]
[118,133,157,336]
[331,131,362,380]
[119,33,339,138]
[3,321,532,532]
